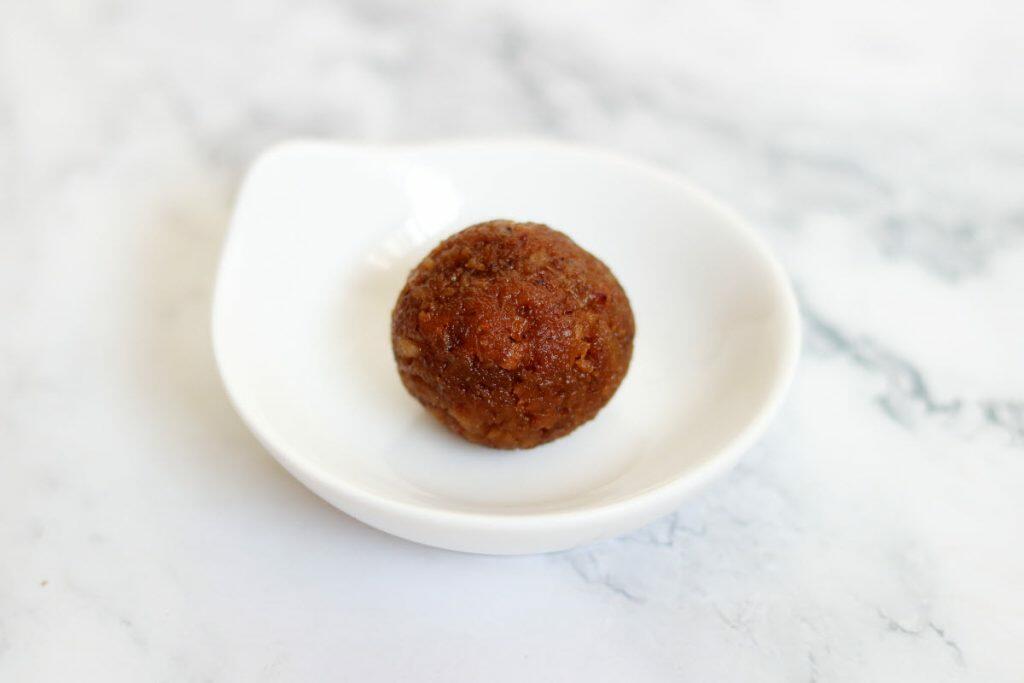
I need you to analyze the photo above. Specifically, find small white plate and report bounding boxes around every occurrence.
[213,139,799,555]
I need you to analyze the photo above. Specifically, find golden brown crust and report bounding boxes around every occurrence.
[391,220,634,449]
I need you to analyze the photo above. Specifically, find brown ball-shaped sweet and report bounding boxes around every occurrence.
[391,220,635,449]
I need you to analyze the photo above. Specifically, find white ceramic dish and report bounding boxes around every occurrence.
[213,139,800,555]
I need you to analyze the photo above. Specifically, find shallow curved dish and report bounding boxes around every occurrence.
[213,139,800,554]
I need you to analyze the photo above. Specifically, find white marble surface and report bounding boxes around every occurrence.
[2,0,1023,680]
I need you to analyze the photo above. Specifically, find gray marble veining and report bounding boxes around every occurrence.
[1,0,1023,680]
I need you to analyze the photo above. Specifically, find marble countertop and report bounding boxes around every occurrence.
[2,0,1022,680]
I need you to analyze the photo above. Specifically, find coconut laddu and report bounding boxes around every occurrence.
[391,220,634,449]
